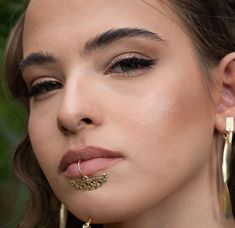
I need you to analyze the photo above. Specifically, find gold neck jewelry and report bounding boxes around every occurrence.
[83,218,92,228]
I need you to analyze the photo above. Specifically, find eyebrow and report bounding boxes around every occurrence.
[84,27,163,53]
[20,28,163,71]
[19,52,57,72]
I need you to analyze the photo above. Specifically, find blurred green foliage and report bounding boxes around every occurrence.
[0,1,28,227]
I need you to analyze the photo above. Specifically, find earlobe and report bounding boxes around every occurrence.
[215,52,235,134]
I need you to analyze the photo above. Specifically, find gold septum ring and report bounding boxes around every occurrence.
[70,160,108,191]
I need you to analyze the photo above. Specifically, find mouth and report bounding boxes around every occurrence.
[59,146,123,178]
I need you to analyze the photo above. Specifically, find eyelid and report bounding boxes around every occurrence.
[30,76,61,88]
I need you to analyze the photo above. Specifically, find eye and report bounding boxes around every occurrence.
[105,54,156,77]
[23,78,63,99]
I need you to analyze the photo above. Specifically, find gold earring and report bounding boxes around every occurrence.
[59,203,68,228]
[83,218,92,228]
[221,117,234,218]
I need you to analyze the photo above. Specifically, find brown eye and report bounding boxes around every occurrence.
[23,81,63,98]
[106,56,156,75]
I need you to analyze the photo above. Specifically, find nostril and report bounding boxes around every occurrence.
[57,117,93,135]
[82,118,92,124]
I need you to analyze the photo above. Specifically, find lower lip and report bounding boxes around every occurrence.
[62,157,122,178]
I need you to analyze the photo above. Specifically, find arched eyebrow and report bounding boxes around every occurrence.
[84,27,163,53]
[20,28,163,72]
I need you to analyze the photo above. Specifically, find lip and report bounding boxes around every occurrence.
[59,146,123,178]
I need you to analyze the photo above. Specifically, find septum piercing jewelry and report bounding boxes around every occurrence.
[77,160,84,176]
[70,160,108,191]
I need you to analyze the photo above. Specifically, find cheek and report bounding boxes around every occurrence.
[113,68,214,152]
[108,65,215,198]
[28,102,62,181]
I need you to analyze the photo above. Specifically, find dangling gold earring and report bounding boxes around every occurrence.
[221,117,234,218]
[59,203,68,228]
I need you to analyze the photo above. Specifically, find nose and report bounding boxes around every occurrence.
[57,79,102,135]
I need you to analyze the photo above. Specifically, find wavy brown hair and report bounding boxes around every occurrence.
[3,0,235,227]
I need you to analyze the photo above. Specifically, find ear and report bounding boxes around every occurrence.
[215,52,235,134]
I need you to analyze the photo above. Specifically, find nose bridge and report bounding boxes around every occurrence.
[57,72,101,133]
[62,76,88,113]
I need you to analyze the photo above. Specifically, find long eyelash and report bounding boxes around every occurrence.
[22,81,62,98]
[107,56,156,74]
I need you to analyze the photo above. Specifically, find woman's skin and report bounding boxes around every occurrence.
[21,0,235,227]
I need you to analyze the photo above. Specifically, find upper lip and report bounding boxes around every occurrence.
[59,146,123,172]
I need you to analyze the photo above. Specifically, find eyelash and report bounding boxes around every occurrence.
[106,56,156,76]
[23,56,156,98]
[23,80,63,98]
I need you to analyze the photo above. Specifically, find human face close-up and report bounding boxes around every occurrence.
[22,0,217,226]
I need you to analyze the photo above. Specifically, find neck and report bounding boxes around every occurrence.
[104,138,235,228]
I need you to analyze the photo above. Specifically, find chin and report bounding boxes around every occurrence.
[66,192,155,225]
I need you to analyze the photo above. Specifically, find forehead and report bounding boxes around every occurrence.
[23,0,189,57]
[26,0,173,22]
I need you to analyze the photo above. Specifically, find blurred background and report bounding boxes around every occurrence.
[0,0,28,227]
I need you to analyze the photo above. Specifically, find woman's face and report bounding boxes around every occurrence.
[22,0,216,223]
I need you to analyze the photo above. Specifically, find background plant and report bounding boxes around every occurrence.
[0,1,27,227]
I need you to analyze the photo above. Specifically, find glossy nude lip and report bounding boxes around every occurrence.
[59,146,123,178]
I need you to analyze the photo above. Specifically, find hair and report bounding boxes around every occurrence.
[3,0,235,227]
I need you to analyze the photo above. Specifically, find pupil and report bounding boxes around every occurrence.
[121,59,138,71]
[46,82,57,90]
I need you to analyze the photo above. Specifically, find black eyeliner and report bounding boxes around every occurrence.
[107,56,157,74]
[23,81,63,98]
